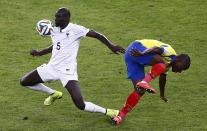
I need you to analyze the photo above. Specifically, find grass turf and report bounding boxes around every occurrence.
[0,0,206,130]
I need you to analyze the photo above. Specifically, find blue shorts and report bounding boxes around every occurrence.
[124,41,156,81]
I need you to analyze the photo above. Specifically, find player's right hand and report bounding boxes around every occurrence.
[30,50,40,56]
[109,45,125,55]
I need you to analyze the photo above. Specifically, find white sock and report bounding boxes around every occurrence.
[84,102,106,114]
[26,83,55,95]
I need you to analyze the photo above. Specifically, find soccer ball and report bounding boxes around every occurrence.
[36,19,53,36]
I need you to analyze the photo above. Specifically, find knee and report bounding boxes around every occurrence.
[74,102,85,110]
[135,87,146,96]
[20,77,28,87]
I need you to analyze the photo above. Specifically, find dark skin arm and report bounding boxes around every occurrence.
[86,30,125,54]
[130,46,163,57]
[159,73,168,102]
[30,45,53,56]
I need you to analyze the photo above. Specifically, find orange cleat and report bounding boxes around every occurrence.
[136,82,156,93]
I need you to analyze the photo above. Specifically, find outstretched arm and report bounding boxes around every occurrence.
[159,73,168,102]
[130,46,163,57]
[30,45,53,56]
[86,30,125,54]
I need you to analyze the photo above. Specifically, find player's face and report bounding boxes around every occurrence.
[171,61,184,73]
[55,10,69,28]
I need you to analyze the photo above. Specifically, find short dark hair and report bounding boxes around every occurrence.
[57,7,71,18]
[178,54,191,70]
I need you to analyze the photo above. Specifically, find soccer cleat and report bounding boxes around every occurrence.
[111,116,122,125]
[44,91,63,106]
[106,109,119,118]
[137,82,156,93]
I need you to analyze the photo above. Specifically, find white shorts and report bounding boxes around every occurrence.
[37,64,78,87]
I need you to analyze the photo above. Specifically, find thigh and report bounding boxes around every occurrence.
[65,80,84,106]
[125,57,145,81]
[37,64,59,83]
[135,54,155,65]
[20,69,44,86]
[59,70,78,87]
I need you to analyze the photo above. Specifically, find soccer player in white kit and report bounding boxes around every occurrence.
[20,7,125,118]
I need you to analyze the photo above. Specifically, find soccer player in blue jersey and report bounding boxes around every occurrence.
[112,39,191,125]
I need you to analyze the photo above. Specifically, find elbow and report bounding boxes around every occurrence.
[154,47,162,54]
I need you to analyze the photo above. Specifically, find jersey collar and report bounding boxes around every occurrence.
[171,55,177,63]
[60,23,71,33]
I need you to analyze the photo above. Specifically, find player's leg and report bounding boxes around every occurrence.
[65,80,119,117]
[64,80,85,110]
[20,69,43,86]
[112,79,145,125]
[112,55,146,125]
[20,65,62,105]
[137,55,166,93]
[20,69,55,95]
[119,79,146,116]
[117,55,166,118]
[117,56,166,117]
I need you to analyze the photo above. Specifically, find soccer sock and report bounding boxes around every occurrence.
[142,63,166,83]
[84,102,106,114]
[142,73,153,83]
[119,91,141,119]
[26,83,55,95]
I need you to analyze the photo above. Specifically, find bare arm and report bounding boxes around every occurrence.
[159,73,168,102]
[30,45,53,56]
[130,46,163,57]
[86,30,125,54]
[142,46,163,55]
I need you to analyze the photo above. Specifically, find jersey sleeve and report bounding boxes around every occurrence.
[74,24,90,38]
[160,45,171,56]
[160,47,165,54]
[162,48,171,56]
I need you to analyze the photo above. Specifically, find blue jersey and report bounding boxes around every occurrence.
[125,40,176,81]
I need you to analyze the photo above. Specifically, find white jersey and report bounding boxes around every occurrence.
[48,23,89,74]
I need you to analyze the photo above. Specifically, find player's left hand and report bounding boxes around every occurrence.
[130,49,143,57]
[160,96,168,102]
[110,45,125,54]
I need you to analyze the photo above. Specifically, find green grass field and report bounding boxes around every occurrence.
[0,0,207,130]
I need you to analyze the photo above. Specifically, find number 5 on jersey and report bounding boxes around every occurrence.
[56,42,61,50]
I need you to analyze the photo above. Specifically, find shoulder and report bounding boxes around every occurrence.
[70,23,87,30]
[52,26,60,33]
